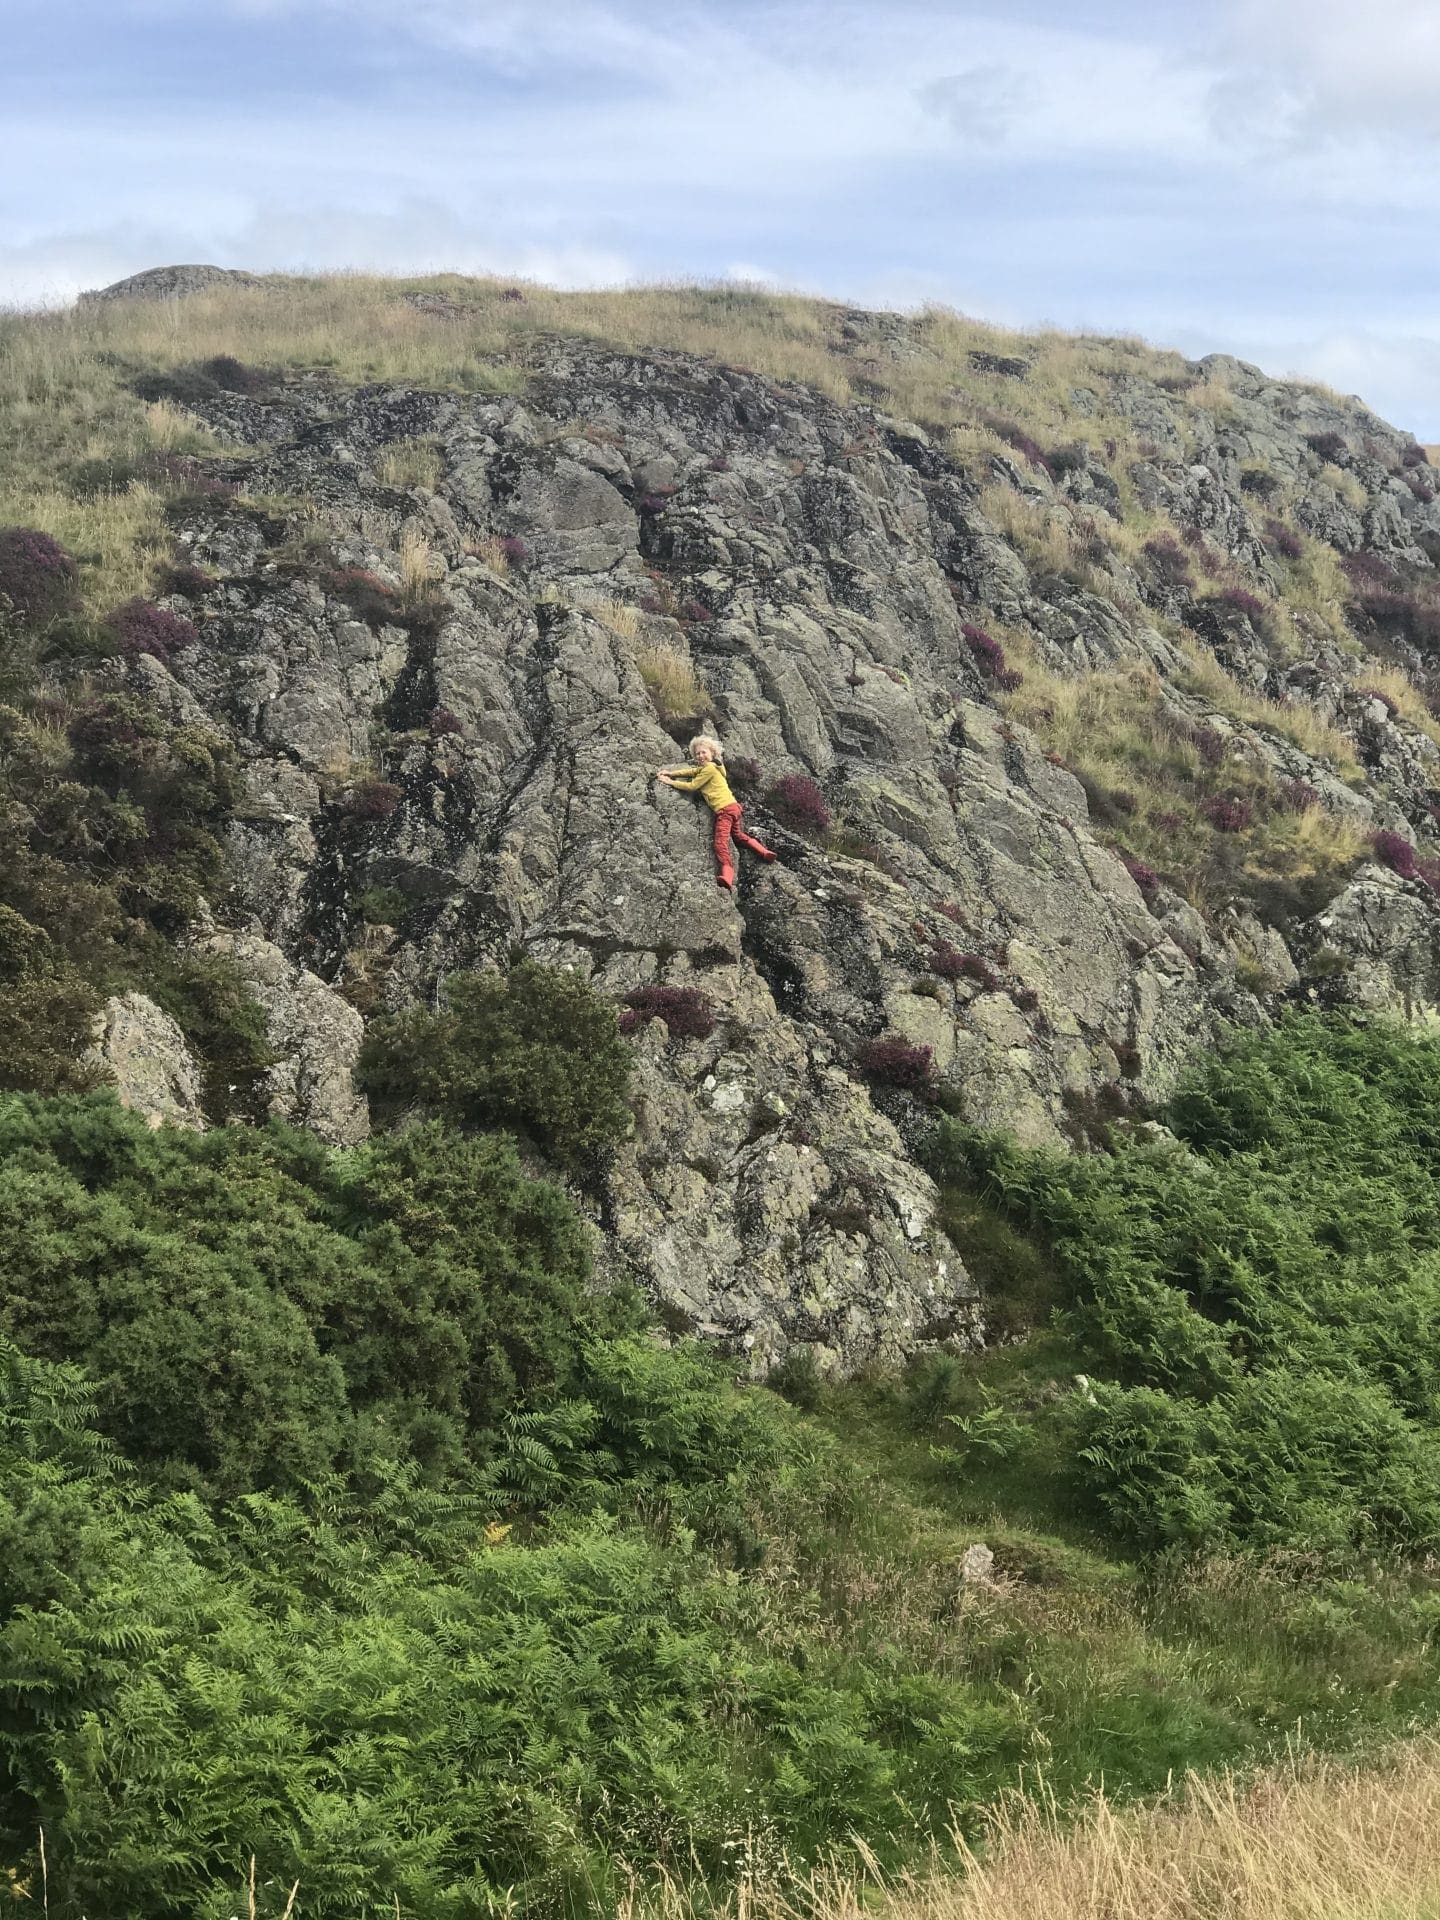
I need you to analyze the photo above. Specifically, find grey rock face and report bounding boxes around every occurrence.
[959,1542,997,1587]
[85,993,206,1130]
[199,932,370,1147]
[115,328,1440,1366]
[1306,869,1440,1012]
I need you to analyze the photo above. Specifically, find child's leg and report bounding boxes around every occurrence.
[729,803,776,860]
[713,806,737,887]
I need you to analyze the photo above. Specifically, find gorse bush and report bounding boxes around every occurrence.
[930,1016,1440,1555]
[0,907,100,1095]
[0,1095,603,1497]
[359,958,633,1170]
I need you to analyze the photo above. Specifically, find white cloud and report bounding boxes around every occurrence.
[9,1,1440,431]
[1206,0,1440,150]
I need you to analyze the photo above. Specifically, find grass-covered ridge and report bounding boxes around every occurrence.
[0,272,1400,597]
[9,1016,1440,1913]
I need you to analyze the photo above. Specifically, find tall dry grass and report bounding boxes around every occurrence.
[976,485,1081,578]
[635,640,710,726]
[1351,663,1440,752]
[0,274,1223,471]
[1178,640,1361,772]
[0,273,1386,644]
[617,1739,1440,1920]
[372,435,444,490]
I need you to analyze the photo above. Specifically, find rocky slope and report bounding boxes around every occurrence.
[59,283,1440,1366]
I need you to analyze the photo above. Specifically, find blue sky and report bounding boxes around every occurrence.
[8,0,1440,434]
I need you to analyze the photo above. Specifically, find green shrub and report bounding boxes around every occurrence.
[144,946,276,1121]
[0,907,101,1095]
[0,678,250,1097]
[358,959,632,1171]
[931,1016,1440,1556]
[355,883,408,924]
[0,1095,603,1497]
[0,1113,1030,1917]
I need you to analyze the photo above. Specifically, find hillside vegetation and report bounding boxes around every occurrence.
[8,1015,1440,1914]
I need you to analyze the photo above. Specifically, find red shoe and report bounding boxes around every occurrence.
[717,867,735,889]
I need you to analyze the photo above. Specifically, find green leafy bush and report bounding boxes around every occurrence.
[0,685,260,1102]
[0,1094,603,1497]
[931,1016,1440,1556]
[0,906,101,1095]
[359,959,632,1171]
[0,1100,1035,1918]
[0,1345,1015,1919]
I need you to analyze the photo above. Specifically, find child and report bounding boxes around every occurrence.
[657,734,776,889]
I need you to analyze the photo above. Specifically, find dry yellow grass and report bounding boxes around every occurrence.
[1179,640,1361,771]
[636,640,709,725]
[372,435,444,491]
[588,597,643,642]
[615,1739,1440,1920]
[977,484,1081,578]
[1321,462,1370,511]
[0,275,1210,481]
[1285,799,1369,870]
[0,479,170,610]
[998,651,1367,906]
[945,422,1015,474]
[397,526,440,595]
[1001,661,1166,775]
[1183,377,1237,419]
[1285,538,1355,648]
[1350,664,1440,751]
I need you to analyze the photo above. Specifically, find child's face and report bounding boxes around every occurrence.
[694,743,715,764]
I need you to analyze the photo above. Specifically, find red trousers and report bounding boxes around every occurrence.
[712,802,774,885]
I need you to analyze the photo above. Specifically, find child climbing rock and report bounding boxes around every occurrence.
[657,734,776,889]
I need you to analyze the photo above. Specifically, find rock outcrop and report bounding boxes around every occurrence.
[89,306,1440,1366]
[79,264,258,304]
[85,993,206,1130]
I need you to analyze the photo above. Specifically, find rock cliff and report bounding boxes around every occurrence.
[46,287,1440,1365]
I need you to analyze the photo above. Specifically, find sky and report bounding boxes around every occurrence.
[7,0,1440,434]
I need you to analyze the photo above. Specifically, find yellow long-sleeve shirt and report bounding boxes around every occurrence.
[666,761,735,812]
